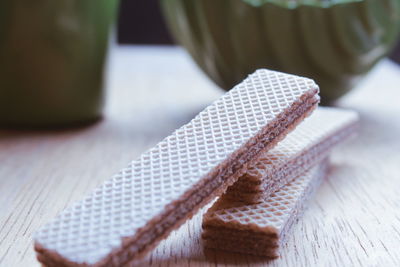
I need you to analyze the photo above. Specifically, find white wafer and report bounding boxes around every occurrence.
[34,69,319,266]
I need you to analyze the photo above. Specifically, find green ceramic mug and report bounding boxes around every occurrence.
[0,0,118,127]
[162,0,400,104]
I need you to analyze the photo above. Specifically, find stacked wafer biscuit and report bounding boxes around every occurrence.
[203,162,329,258]
[202,107,359,257]
[223,107,359,203]
[33,68,358,266]
[34,69,320,266]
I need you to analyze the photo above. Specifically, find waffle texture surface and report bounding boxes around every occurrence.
[34,69,318,266]
[225,107,359,203]
[203,162,328,257]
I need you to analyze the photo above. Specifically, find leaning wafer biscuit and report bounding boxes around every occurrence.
[34,69,319,266]
[224,107,359,203]
[202,161,329,258]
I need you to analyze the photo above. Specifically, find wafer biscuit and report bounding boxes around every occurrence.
[224,107,359,203]
[34,69,319,266]
[202,161,329,258]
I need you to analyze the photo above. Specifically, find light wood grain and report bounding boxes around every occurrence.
[1,45,400,267]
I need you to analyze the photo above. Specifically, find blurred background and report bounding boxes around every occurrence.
[1,0,400,127]
[117,0,400,61]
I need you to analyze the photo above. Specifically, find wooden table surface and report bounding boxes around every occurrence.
[1,46,400,267]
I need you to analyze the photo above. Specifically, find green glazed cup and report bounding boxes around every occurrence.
[161,0,400,104]
[0,0,118,127]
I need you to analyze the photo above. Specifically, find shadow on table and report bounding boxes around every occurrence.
[134,248,272,267]
[203,248,273,265]
[0,121,99,141]
[0,104,207,146]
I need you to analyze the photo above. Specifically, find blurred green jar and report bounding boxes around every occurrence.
[162,0,400,104]
[0,0,118,127]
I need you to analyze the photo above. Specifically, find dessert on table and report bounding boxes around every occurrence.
[34,69,319,266]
